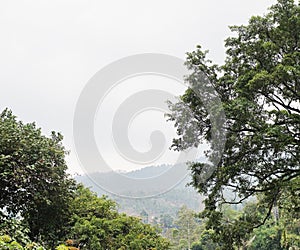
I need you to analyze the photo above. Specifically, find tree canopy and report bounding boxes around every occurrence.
[65,185,171,250]
[168,0,300,247]
[0,109,76,245]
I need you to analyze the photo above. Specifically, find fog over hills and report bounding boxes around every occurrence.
[75,163,205,219]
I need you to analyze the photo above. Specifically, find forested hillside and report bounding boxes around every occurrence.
[75,165,205,218]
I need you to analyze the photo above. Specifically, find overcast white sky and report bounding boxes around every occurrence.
[0,0,276,174]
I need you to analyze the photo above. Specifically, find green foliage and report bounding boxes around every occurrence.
[191,197,300,250]
[184,229,223,250]
[0,235,12,243]
[0,109,76,247]
[25,242,46,250]
[164,206,203,250]
[249,223,282,250]
[0,218,30,246]
[160,214,174,229]
[55,245,69,250]
[168,0,300,248]
[0,235,46,250]
[67,185,170,250]
[191,242,203,250]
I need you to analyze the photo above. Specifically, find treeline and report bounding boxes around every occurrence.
[154,201,300,250]
[0,109,169,250]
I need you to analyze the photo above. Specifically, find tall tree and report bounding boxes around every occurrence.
[168,206,202,250]
[168,0,299,248]
[0,109,76,246]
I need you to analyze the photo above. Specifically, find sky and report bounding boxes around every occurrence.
[0,0,276,174]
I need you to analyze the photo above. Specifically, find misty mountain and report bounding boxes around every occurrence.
[75,163,205,219]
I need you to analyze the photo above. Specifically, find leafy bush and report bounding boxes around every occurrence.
[0,235,23,250]
[0,235,46,250]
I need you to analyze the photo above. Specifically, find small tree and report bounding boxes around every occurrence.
[170,206,202,249]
